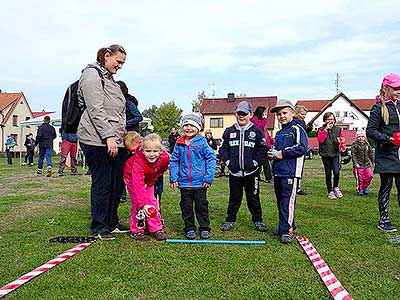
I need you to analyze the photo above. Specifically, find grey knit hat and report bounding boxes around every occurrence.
[181,112,204,131]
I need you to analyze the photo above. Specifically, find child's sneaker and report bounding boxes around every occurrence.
[185,230,196,239]
[327,191,337,199]
[363,188,369,195]
[254,221,267,232]
[220,222,235,231]
[94,231,116,241]
[154,230,167,241]
[280,234,293,244]
[377,222,397,233]
[130,232,149,240]
[333,187,343,198]
[200,231,210,239]
[357,191,364,196]
[37,168,43,175]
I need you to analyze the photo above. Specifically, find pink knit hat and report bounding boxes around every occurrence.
[356,130,366,138]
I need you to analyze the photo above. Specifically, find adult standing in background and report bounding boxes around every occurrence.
[78,44,128,240]
[168,127,180,152]
[36,116,57,176]
[5,135,16,165]
[251,106,273,183]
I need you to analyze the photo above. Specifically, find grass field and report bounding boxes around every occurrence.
[0,156,400,299]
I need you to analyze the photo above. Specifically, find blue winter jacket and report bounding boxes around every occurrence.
[170,134,216,188]
[272,120,308,178]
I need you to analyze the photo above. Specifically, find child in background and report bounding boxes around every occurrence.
[219,101,268,232]
[367,73,400,232]
[351,130,374,196]
[170,113,216,240]
[318,112,344,199]
[124,133,170,240]
[268,100,308,244]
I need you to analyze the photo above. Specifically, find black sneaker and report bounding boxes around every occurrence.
[280,234,293,244]
[297,189,308,196]
[185,230,196,239]
[200,231,210,239]
[220,222,235,231]
[254,221,267,232]
[37,169,43,175]
[58,172,64,177]
[111,225,130,234]
[94,232,115,241]
[377,222,397,233]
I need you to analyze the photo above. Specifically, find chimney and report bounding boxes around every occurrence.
[227,93,235,102]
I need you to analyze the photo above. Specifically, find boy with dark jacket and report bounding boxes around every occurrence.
[170,113,216,239]
[268,100,308,244]
[219,101,268,232]
[36,116,57,176]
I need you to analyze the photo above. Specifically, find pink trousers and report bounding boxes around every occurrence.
[353,167,373,193]
[125,182,163,234]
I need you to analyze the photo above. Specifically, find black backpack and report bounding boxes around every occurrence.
[61,68,104,133]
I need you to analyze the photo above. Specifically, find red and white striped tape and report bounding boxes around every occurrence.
[297,236,353,300]
[0,242,94,298]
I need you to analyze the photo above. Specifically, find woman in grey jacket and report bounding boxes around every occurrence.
[78,44,128,240]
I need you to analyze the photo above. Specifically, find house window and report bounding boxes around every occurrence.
[13,115,18,126]
[210,117,223,128]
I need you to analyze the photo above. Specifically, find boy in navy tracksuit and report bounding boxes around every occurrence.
[219,101,268,232]
[170,113,216,240]
[269,100,308,244]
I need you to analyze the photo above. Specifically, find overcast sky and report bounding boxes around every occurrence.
[1,0,399,113]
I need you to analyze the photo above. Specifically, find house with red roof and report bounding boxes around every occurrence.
[200,93,278,141]
[296,92,375,149]
[0,91,34,152]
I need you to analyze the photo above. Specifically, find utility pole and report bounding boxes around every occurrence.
[335,73,342,94]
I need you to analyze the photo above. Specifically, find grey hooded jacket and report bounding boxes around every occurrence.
[77,63,126,147]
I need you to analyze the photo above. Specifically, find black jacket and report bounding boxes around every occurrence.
[36,123,57,148]
[219,122,267,175]
[366,101,400,173]
[318,126,341,158]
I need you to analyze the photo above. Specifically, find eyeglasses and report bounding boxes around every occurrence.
[236,112,249,117]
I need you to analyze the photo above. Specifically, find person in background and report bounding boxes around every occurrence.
[351,130,374,196]
[366,73,400,232]
[251,106,273,183]
[293,105,311,195]
[317,112,343,200]
[205,129,217,151]
[170,113,216,239]
[5,135,16,165]
[219,101,268,233]
[78,44,128,240]
[36,116,57,177]
[168,127,180,152]
[24,133,35,166]
[58,130,79,176]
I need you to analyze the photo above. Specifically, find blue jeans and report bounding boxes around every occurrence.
[80,143,127,234]
[37,147,53,169]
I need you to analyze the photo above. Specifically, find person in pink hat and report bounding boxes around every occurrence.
[366,73,400,233]
[351,130,374,196]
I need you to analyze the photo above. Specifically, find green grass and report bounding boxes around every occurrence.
[0,157,400,299]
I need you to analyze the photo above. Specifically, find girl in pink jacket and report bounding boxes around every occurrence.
[123,133,170,241]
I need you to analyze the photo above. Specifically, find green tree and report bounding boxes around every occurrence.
[153,101,183,137]
[192,90,206,112]
[142,105,158,120]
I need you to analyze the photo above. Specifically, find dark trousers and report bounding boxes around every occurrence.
[26,149,34,165]
[81,143,127,234]
[180,188,210,233]
[261,157,273,181]
[274,177,298,235]
[378,174,400,224]
[321,156,340,192]
[226,172,263,223]
[6,149,13,165]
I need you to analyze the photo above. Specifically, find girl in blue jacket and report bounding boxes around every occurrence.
[170,113,216,240]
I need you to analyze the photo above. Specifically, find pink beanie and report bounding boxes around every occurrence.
[356,130,366,138]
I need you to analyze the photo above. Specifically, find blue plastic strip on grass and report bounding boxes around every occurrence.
[165,239,266,245]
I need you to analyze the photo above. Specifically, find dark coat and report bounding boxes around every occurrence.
[366,101,400,173]
[351,140,374,168]
[36,123,57,148]
[318,126,341,158]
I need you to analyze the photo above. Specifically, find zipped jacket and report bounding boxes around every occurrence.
[219,122,267,176]
[366,100,400,173]
[272,120,308,178]
[170,134,216,188]
[36,123,57,148]
[351,141,374,168]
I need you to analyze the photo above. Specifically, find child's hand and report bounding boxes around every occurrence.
[170,182,178,191]
[354,163,360,168]
[267,149,277,159]
[203,182,211,189]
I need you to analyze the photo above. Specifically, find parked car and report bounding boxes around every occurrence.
[305,146,315,159]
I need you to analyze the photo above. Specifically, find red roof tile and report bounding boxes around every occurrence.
[296,97,375,112]
[0,92,22,111]
[201,96,278,129]
[32,111,55,118]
